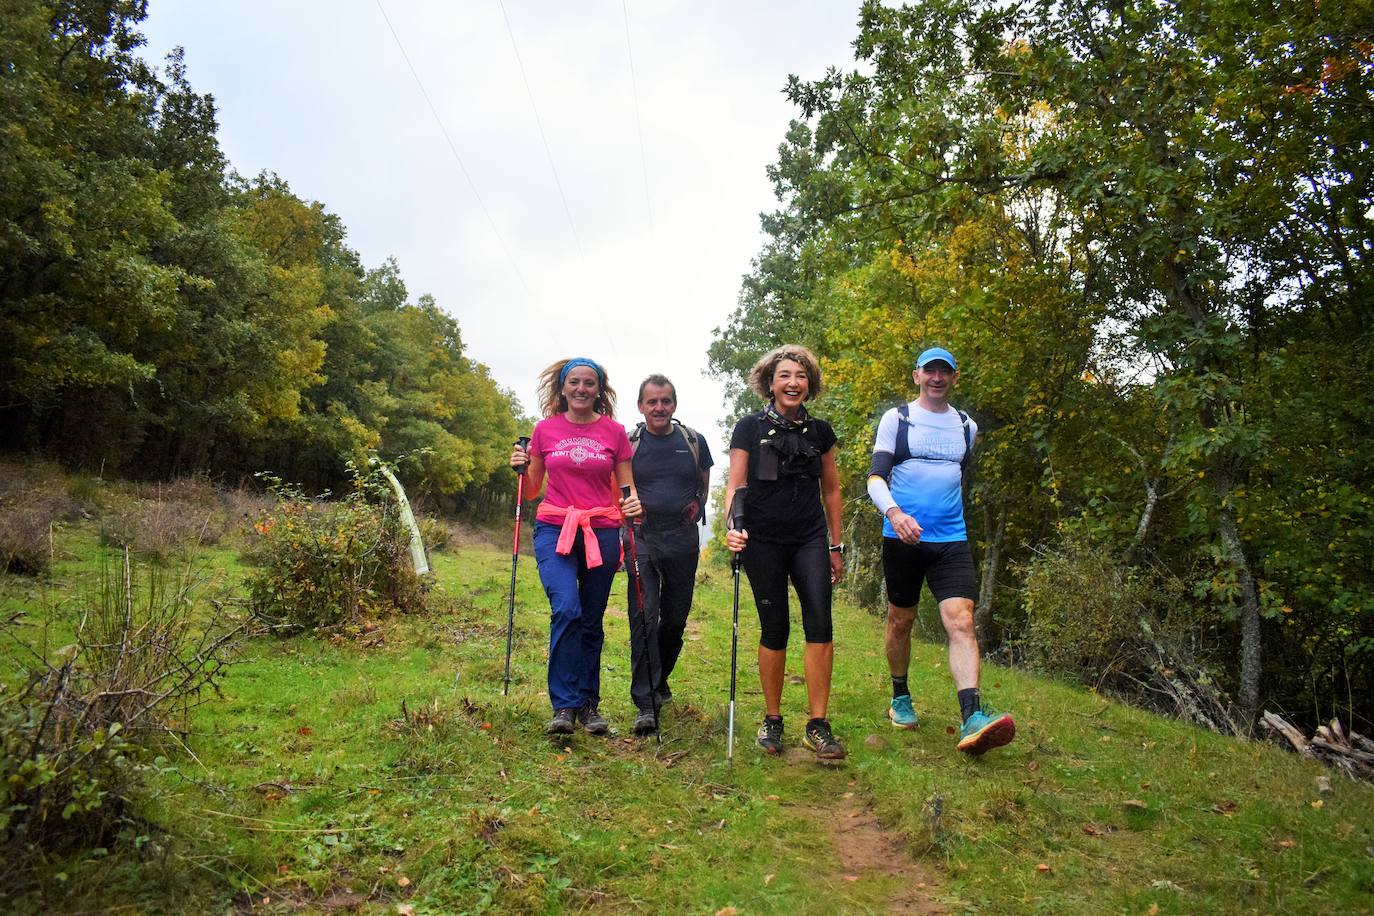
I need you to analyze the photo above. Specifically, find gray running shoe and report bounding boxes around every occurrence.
[546,707,576,735]
[756,715,784,754]
[632,708,658,737]
[803,717,846,760]
[578,703,610,736]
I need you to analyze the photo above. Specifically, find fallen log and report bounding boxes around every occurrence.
[1261,711,1373,784]
[1260,711,1314,756]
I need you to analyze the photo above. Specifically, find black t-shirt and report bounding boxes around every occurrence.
[632,424,714,557]
[728,411,836,544]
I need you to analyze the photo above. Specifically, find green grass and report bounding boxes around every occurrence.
[3,524,1373,914]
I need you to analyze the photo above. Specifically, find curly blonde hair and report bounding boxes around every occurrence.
[536,358,618,418]
[748,344,822,402]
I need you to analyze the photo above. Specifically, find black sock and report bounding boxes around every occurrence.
[958,688,981,723]
[892,675,909,699]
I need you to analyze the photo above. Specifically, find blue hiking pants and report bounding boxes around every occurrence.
[533,522,622,712]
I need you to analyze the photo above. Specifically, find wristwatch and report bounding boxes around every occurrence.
[829,543,845,555]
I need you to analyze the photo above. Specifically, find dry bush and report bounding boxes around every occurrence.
[136,475,218,507]
[223,485,274,523]
[99,495,219,561]
[0,551,245,858]
[418,515,454,553]
[0,461,88,575]
[428,516,507,553]
[1020,539,1238,734]
[0,503,59,576]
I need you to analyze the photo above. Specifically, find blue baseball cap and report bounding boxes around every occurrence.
[915,347,958,371]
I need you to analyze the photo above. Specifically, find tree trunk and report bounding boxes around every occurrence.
[1212,466,1263,732]
[1161,256,1263,730]
[1122,478,1159,566]
[975,502,1006,643]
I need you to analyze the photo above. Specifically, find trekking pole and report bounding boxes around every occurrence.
[503,436,531,697]
[727,487,747,761]
[620,485,661,744]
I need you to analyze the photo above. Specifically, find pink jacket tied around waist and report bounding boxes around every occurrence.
[537,504,623,568]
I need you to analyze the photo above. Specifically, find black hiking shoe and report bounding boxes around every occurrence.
[803,717,846,760]
[578,703,610,736]
[546,707,576,735]
[655,684,673,706]
[756,715,784,755]
[632,708,658,737]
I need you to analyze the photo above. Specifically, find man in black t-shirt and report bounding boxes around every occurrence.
[626,375,714,735]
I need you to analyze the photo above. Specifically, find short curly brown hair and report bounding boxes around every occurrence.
[748,344,822,402]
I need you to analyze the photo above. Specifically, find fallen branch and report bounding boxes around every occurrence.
[1261,711,1373,783]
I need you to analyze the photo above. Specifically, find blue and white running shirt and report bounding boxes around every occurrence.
[867,402,977,542]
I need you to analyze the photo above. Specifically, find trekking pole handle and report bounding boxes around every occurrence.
[728,486,747,531]
[512,436,531,476]
[620,485,641,529]
[728,487,747,572]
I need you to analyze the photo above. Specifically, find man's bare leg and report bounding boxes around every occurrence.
[939,597,979,690]
[886,603,916,676]
[885,603,919,727]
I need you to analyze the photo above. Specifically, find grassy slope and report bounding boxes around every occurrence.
[3,529,1373,915]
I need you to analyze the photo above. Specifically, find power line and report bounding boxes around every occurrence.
[498,0,585,261]
[496,0,620,358]
[372,0,531,296]
[621,0,653,231]
[621,1,665,360]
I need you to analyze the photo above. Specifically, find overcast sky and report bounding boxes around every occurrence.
[138,0,865,462]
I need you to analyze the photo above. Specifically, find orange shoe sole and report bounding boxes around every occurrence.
[957,714,1016,755]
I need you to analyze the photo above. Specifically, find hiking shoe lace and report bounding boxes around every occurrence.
[756,715,784,754]
[888,694,918,729]
[803,717,846,760]
[546,707,576,735]
[957,709,1016,755]
[578,703,610,736]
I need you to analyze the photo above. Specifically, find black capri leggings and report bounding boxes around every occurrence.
[741,535,833,650]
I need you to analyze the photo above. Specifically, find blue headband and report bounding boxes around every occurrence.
[559,358,604,387]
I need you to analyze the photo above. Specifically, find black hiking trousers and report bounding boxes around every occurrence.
[628,546,700,712]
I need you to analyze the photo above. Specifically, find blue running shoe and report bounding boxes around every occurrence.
[888,695,918,729]
[957,710,1016,755]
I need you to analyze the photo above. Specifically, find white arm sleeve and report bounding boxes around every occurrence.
[867,409,900,516]
[868,474,897,516]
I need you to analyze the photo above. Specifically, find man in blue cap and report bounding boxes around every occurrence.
[865,346,1015,754]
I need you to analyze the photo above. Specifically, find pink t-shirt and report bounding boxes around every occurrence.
[531,413,632,528]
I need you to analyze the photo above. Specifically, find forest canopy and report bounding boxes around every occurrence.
[0,0,521,502]
[710,0,1373,730]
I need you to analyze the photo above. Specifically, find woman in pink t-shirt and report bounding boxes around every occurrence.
[510,358,641,735]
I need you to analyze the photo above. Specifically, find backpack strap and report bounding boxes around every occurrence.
[676,422,706,526]
[895,403,974,472]
[630,420,708,525]
[957,408,973,473]
[894,404,912,464]
[675,421,702,471]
